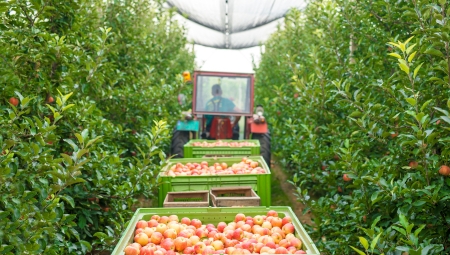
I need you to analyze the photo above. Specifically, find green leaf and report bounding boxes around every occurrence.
[0,211,10,220]
[388,53,402,59]
[62,104,75,112]
[64,139,79,151]
[349,111,362,118]
[60,195,75,208]
[370,233,382,251]
[441,116,450,125]
[420,99,432,112]
[392,226,406,236]
[398,59,410,74]
[447,99,450,110]
[412,200,426,206]
[359,236,369,250]
[399,213,408,229]
[406,44,416,55]
[75,133,84,145]
[406,98,416,106]
[404,36,415,45]
[424,48,443,57]
[414,224,425,237]
[414,62,423,79]
[408,51,417,62]
[350,246,367,255]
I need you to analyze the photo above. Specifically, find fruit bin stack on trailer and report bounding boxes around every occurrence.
[183,139,261,158]
[157,156,271,207]
[113,206,320,255]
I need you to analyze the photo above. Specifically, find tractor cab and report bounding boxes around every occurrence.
[171,71,270,164]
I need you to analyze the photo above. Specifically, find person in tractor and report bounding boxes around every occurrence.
[202,84,241,139]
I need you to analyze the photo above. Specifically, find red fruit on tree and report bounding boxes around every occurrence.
[47,96,54,103]
[439,165,450,176]
[409,161,418,169]
[9,97,19,106]
[343,174,352,182]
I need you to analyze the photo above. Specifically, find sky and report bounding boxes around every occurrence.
[193,45,263,74]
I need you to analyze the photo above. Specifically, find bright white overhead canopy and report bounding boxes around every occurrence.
[168,0,307,49]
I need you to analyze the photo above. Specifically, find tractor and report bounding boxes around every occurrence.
[171,70,271,165]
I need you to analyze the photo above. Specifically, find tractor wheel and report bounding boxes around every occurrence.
[252,132,271,166]
[171,130,190,158]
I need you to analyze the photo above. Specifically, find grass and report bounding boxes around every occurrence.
[270,173,294,208]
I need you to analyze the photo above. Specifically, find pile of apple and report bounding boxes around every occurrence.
[162,158,266,176]
[124,210,307,255]
[190,141,256,147]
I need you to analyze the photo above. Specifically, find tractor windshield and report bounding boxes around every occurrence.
[193,72,253,116]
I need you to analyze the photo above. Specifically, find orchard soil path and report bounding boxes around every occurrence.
[270,160,313,226]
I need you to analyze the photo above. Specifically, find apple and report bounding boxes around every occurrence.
[287,246,298,253]
[211,240,224,250]
[136,220,149,229]
[150,231,163,244]
[252,215,264,225]
[196,228,208,239]
[281,216,292,226]
[135,228,144,235]
[343,173,352,182]
[181,217,191,225]
[148,219,159,227]
[294,250,307,254]
[160,238,175,251]
[267,210,278,217]
[279,239,290,248]
[275,247,289,254]
[252,242,264,253]
[190,235,200,245]
[163,228,178,239]
[155,223,167,234]
[183,246,195,254]
[271,232,283,244]
[130,243,142,250]
[143,227,154,237]
[47,96,54,104]
[140,245,154,255]
[134,232,149,246]
[159,216,169,223]
[261,221,272,230]
[203,246,215,255]
[282,223,295,234]
[124,245,140,255]
[290,237,303,249]
[234,213,246,222]
[259,246,271,253]
[194,242,206,254]
[265,241,276,249]
[151,215,161,221]
[439,165,450,176]
[217,222,227,232]
[191,219,202,228]
[232,228,243,241]
[270,217,282,228]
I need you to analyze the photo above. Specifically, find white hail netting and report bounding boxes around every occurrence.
[167,0,307,49]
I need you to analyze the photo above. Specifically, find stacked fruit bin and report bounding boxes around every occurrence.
[157,156,271,207]
[183,139,261,158]
[112,207,320,255]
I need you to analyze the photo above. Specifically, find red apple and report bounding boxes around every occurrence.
[148,219,159,227]
[267,210,278,217]
[151,215,161,221]
[140,245,154,255]
[124,245,140,255]
[252,215,264,226]
[183,246,195,254]
[134,232,149,246]
[168,215,179,222]
[282,223,295,234]
[9,97,19,106]
[150,232,163,244]
[281,216,292,226]
[294,250,307,254]
[194,242,206,254]
[275,247,289,254]
[163,228,177,239]
[181,217,191,225]
[290,237,303,249]
[136,220,149,229]
[232,229,243,241]
[159,216,169,223]
[160,238,175,251]
[191,219,202,229]
[217,222,227,232]
[270,217,282,228]
[155,223,167,234]
[234,213,246,223]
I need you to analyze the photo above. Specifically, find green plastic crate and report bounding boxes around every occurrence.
[183,139,260,158]
[157,156,271,207]
[111,206,320,255]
